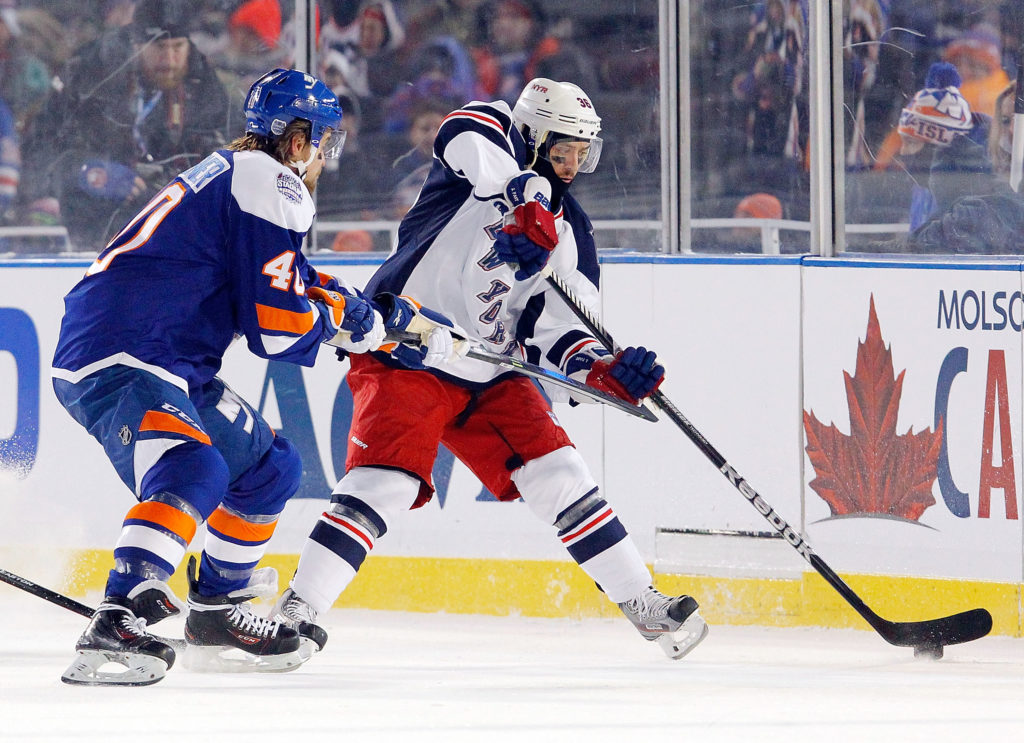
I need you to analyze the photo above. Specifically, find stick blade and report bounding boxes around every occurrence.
[878,607,993,649]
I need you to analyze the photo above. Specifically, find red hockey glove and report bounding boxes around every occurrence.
[585,346,665,405]
[496,172,558,280]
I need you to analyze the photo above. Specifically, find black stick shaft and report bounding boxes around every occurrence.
[0,568,94,618]
[541,271,922,637]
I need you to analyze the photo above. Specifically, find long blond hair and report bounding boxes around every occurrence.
[227,119,311,163]
[990,81,1017,179]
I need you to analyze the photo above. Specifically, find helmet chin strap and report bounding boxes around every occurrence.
[290,145,319,178]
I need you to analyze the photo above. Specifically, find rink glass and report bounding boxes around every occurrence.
[3,1,1019,258]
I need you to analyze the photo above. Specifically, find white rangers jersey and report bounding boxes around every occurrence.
[365,100,606,392]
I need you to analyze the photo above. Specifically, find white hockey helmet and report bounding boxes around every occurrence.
[512,78,603,173]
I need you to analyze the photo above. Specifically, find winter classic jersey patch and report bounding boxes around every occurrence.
[276,172,303,204]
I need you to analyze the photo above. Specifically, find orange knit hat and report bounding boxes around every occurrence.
[230,0,282,50]
[734,193,783,220]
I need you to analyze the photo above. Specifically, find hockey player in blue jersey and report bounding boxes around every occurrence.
[51,67,459,686]
[272,78,709,661]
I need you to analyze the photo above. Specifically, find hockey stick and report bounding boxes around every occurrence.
[1010,48,1024,193]
[384,330,658,421]
[0,567,94,619]
[540,266,993,655]
[0,567,187,652]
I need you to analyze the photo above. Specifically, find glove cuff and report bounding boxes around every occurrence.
[503,171,552,210]
[373,292,416,329]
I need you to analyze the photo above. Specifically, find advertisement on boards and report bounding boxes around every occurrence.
[802,262,1024,583]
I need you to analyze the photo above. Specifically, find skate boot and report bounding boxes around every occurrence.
[182,556,305,673]
[618,586,709,660]
[271,587,328,652]
[61,600,176,686]
[127,579,186,625]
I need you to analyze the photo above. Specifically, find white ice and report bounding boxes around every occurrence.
[1,590,1023,743]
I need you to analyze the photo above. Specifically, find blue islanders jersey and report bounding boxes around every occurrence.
[365,100,603,393]
[53,149,346,393]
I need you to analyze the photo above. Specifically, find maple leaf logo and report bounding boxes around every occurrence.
[803,295,944,521]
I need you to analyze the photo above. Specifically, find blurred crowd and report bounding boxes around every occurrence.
[1,0,660,255]
[4,0,1021,256]
[691,0,1024,254]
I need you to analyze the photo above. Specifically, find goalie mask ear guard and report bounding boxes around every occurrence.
[244,68,345,158]
[512,77,603,173]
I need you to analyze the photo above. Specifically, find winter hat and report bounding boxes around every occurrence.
[734,193,783,220]
[132,0,190,42]
[944,24,1002,75]
[898,62,973,147]
[230,0,282,51]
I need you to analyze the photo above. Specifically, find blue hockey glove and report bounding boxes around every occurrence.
[375,293,467,369]
[308,285,385,354]
[494,229,553,281]
[586,346,664,405]
[78,160,139,201]
[496,171,558,280]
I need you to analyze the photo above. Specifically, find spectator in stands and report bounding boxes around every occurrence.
[943,24,1010,119]
[844,0,887,168]
[205,0,285,133]
[862,63,1024,255]
[990,80,1018,182]
[320,0,405,131]
[313,83,386,252]
[730,192,783,248]
[694,192,785,254]
[471,0,560,105]
[896,62,992,231]
[0,0,51,134]
[316,90,390,223]
[20,0,231,250]
[401,0,487,56]
[387,96,450,218]
[731,0,805,163]
[103,0,136,29]
[383,35,479,135]
[723,0,807,216]
[228,0,283,63]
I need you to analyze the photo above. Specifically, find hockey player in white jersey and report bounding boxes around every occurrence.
[273,78,709,660]
[51,67,458,686]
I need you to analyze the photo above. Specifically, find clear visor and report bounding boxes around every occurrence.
[317,127,347,159]
[541,133,603,174]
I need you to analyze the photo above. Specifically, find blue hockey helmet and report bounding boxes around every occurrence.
[244,68,346,158]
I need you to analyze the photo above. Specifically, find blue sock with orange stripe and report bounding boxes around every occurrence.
[106,492,203,599]
[105,443,228,599]
[197,504,281,596]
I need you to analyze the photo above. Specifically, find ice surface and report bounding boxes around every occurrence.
[1,589,1022,742]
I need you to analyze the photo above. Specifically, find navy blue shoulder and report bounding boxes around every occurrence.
[561,194,599,288]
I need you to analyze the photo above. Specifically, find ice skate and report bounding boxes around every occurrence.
[127,579,186,625]
[271,587,328,652]
[182,557,307,673]
[61,601,176,686]
[618,587,709,660]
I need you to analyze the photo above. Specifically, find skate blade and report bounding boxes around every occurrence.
[656,611,710,660]
[60,649,169,686]
[182,643,310,674]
